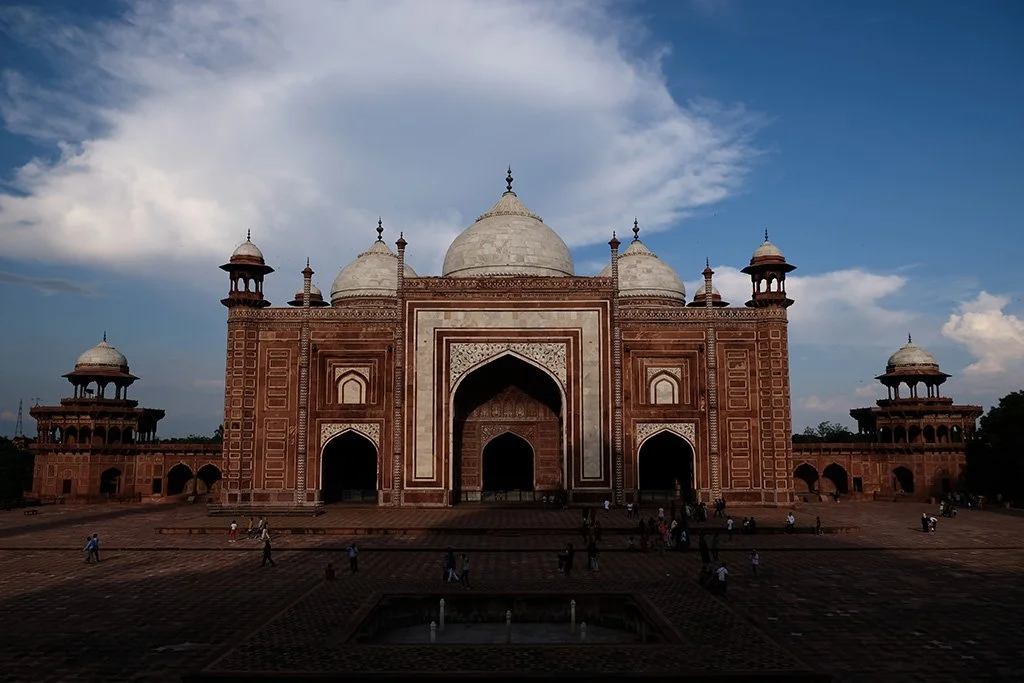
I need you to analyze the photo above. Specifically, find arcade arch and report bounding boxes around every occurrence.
[451,354,563,504]
[166,463,194,496]
[637,430,695,503]
[794,463,819,493]
[320,431,378,503]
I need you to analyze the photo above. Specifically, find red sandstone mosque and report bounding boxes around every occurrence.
[28,171,981,507]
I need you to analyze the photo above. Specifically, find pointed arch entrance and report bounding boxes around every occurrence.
[99,467,122,496]
[637,431,696,503]
[166,464,194,496]
[451,354,563,504]
[321,431,378,503]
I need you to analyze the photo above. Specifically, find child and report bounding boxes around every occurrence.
[750,549,760,577]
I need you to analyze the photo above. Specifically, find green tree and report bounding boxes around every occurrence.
[966,390,1024,500]
[793,420,857,443]
[160,424,224,444]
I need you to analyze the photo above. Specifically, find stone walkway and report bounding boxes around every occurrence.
[0,501,1021,681]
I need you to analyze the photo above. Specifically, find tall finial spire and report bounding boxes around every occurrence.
[706,257,710,268]
[764,228,769,242]
[632,218,640,242]
[505,166,514,194]
[376,218,384,242]
[908,333,913,344]
[306,257,310,267]
[247,229,251,242]
[102,331,107,343]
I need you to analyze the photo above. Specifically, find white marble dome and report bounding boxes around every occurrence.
[75,339,129,372]
[294,283,324,299]
[331,240,418,303]
[599,239,685,301]
[750,234,785,263]
[693,282,722,299]
[886,338,940,371]
[442,190,574,278]
[231,233,265,262]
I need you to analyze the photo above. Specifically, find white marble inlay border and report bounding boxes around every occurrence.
[645,366,682,382]
[320,422,381,450]
[449,342,567,390]
[634,422,697,448]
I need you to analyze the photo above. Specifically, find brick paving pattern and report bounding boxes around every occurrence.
[0,501,1021,682]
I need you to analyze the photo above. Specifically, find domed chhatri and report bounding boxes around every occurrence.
[288,281,329,307]
[599,220,685,302]
[885,335,941,372]
[74,335,129,373]
[688,280,729,307]
[331,221,418,303]
[230,230,266,263]
[442,168,575,278]
[749,229,786,264]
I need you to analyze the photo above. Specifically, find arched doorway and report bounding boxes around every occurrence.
[452,355,563,504]
[821,463,849,495]
[481,432,535,500]
[794,463,819,493]
[99,467,122,495]
[637,431,695,503]
[166,463,194,496]
[893,466,914,494]
[196,464,222,495]
[321,431,378,503]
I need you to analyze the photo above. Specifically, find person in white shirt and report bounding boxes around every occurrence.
[603,499,610,511]
[750,549,760,577]
[715,562,729,594]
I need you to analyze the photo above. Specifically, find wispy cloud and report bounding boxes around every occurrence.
[0,0,764,282]
[0,269,98,296]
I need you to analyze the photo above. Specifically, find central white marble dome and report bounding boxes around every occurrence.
[442,182,574,278]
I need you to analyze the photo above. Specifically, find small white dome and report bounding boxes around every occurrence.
[750,232,785,264]
[75,339,129,372]
[600,239,685,301]
[886,338,940,371]
[231,232,265,262]
[693,282,721,298]
[331,240,418,302]
[442,189,574,278]
[294,283,323,299]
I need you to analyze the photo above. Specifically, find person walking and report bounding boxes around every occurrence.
[348,543,359,573]
[750,549,760,577]
[726,516,734,540]
[83,535,99,564]
[460,553,472,589]
[228,520,238,543]
[261,535,276,567]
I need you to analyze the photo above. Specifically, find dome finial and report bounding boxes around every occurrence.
[376,218,384,242]
[908,333,913,344]
[247,229,252,242]
[102,331,107,343]
[306,257,310,268]
[632,218,640,242]
[764,228,769,242]
[706,256,710,268]
[505,166,514,194]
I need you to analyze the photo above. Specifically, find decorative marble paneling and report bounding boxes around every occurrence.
[320,422,381,450]
[449,342,566,390]
[645,366,682,383]
[412,307,605,483]
[634,422,697,448]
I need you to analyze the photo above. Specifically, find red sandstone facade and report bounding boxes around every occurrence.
[216,181,801,509]
[28,338,223,502]
[793,336,981,500]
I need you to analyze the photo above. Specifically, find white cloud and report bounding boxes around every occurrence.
[0,410,15,422]
[686,266,922,348]
[941,292,1024,375]
[798,395,847,413]
[0,0,762,281]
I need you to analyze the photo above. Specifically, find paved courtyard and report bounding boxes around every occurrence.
[1,501,1021,681]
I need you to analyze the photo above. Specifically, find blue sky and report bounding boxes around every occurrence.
[1,0,1022,438]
